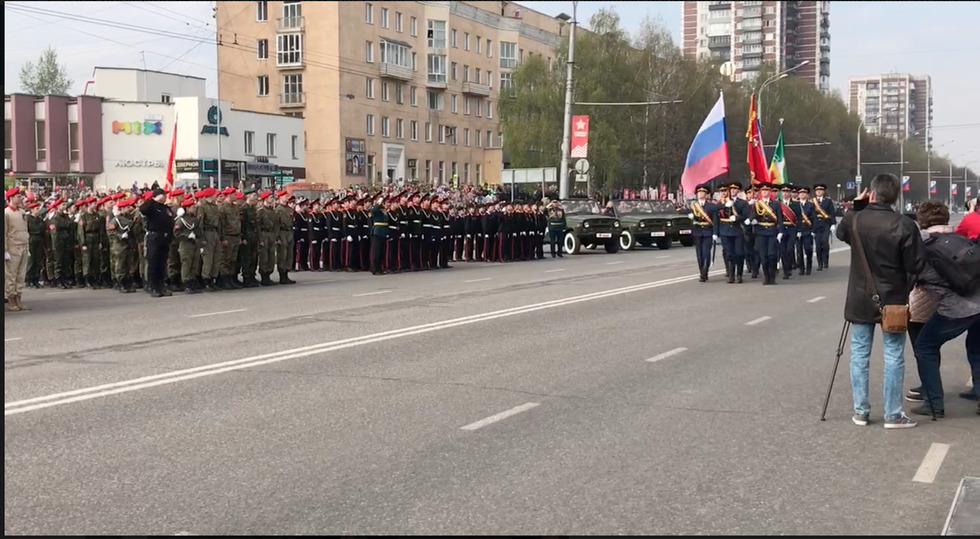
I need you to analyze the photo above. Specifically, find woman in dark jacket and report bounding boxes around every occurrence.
[836,174,925,428]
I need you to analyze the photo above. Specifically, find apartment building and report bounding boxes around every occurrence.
[216,1,566,188]
[848,73,933,151]
[681,1,831,91]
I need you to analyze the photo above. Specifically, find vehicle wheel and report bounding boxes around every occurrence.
[605,241,620,254]
[656,238,672,250]
[619,230,635,251]
[679,237,694,247]
[563,232,581,255]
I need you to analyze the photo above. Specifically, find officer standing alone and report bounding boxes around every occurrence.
[546,201,567,258]
[140,188,176,298]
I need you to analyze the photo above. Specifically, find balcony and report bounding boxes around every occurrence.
[278,92,306,107]
[379,62,413,81]
[462,81,490,97]
[708,35,731,49]
[742,20,763,31]
[742,33,763,44]
[426,76,447,90]
[277,16,304,32]
[741,50,763,59]
[708,2,730,11]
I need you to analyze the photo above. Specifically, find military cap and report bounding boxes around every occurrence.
[235,191,245,200]
[814,183,828,190]
[695,184,711,194]
[757,182,774,190]
[797,185,811,193]
[27,202,41,209]
[276,190,289,197]
[170,188,185,198]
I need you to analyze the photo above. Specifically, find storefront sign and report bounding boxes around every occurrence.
[246,162,277,176]
[201,105,230,136]
[175,159,200,173]
[345,138,366,176]
[116,160,164,168]
[113,121,163,135]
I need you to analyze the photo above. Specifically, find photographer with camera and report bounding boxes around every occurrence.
[836,173,925,428]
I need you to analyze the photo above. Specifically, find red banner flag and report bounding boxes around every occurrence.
[164,113,178,189]
[570,115,589,158]
[746,94,770,188]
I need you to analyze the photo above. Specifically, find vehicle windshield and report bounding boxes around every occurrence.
[614,200,677,215]
[561,200,601,215]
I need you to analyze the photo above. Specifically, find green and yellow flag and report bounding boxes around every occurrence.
[768,123,788,188]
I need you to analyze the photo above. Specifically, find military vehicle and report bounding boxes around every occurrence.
[558,199,623,254]
[610,199,694,250]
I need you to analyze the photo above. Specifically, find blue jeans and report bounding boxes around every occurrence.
[850,323,907,420]
[912,313,980,410]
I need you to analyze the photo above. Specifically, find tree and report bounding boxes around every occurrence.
[19,47,73,96]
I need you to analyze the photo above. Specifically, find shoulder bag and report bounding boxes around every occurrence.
[851,213,909,333]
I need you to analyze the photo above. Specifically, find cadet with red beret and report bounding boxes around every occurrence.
[26,201,47,289]
[47,198,74,289]
[274,190,296,284]
[256,191,279,285]
[107,197,140,293]
[174,198,202,294]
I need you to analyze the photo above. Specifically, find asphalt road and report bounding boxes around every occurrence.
[5,240,978,535]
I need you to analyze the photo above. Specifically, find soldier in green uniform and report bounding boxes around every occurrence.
[546,200,567,258]
[238,189,260,287]
[369,195,389,275]
[257,191,278,286]
[134,193,149,291]
[26,202,46,288]
[165,189,185,290]
[77,197,103,289]
[173,198,202,294]
[97,197,112,288]
[219,188,243,289]
[106,196,140,293]
[43,204,56,287]
[275,190,296,284]
[198,187,223,291]
[46,199,73,288]
[70,201,84,286]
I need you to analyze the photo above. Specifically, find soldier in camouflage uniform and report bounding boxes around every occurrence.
[173,197,202,294]
[98,197,113,287]
[275,191,296,284]
[198,188,223,292]
[257,191,278,286]
[219,187,243,289]
[238,189,260,287]
[70,201,84,286]
[106,196,139,293]
[165,189,185,291]
[134,193,149,290]
[77,197,103,289]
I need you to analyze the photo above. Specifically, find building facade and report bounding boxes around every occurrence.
[681,1,830,91]
[847,73,933,151]
[216,0,566,188]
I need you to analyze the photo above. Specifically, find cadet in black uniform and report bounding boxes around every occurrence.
[369,195,389,275]
[140,188,176,298]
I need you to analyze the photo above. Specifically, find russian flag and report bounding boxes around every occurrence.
[951,183,958,196]
[681,93,729,196]
[930,181,937,194]
[902,176,910,191]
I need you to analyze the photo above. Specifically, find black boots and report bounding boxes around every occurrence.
[279,271,295,285]
[260,273,276,286]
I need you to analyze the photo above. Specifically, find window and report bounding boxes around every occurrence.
[291,135,299,159]
[485,131,492,147]
[425,160,431,181]
[410,120,418,141]
[476,164,482,183]
[410,16,417,36]
[438,161,445,182]
[412,52,418,71]
[4,120,12,160]
[365,41,374,62]
[256,0,267,21]
[500,41,517,68]
[381,116,390,137]
[282,73,303,102]
[451,94,458,113]
[257,75,269,96]
[266,133,277,156]
[427,54,446,84]
[380,7,389,28]
[476,99,482,117]
[486,38,493,58]
[382,81,390,101]
[463,32,470,51]
[487,101,493,119]
[487,70,493,88]
[365,77,375,98]
[257,39,268,60]
[427,90,442,110]
[277,34,303,66]
[244,131,255,155]
[438,125,445,143]
[161,93,172,104]
[35,120,45,161]
[425,122,432,142]
[365,2,373,24]
[461,64,468,82]
[427,20,446,48]
[475,68,481,84]
[395,12,403,32]
[410,86,418,107]
[476,36,482,54]
[463,128,470,146]
[366,114,375,135]
[395,119,404,139]
[464,97,471,115]
[451,29,458,48]
[68,122,79,161]
[395,83,404,104]
[451,62,458,81]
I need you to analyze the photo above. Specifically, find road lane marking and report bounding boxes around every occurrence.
[545,268,567,273]
[656,255,671,259]
[2,268,753,416]
[187,309,247,318]
[807,296,827,303]
[460,403,540,431]
[645,347,688,363]
[912,443,950,484]
[45,290,83,295]
[353,290,392,297]
[745,316,772,326]
[5,338,23,342]
[606,261,625,265]
[465,278,492,283]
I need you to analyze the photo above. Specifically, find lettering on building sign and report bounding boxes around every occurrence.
[201,105,230,136]
[116,160,165,168]
[113,120,163,135]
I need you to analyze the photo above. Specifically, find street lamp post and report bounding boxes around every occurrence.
[836,183,842,200]
[756,60,810,126]
[557,1,578,200]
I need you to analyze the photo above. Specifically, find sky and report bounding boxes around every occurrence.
[4,1,978,169]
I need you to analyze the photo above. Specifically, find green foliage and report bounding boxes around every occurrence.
[19,47,73,96]
[499,9,949,202]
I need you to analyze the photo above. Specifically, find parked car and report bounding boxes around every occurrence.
[611,199,694,250]
[558,199,623,254]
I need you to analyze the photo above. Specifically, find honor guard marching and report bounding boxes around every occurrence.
[748,182,784,285]
[712,181,749,283]
[811,183,837,270]
[778,184,798,280]
[794,186,816,275]
[689,183,720,282]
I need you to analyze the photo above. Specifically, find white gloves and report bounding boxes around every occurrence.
[177,207,185,217]
[797,232,802,238]
[744,219,752,226]
[4,251,10,261]
[712,235,720,242]
[830,225,837,235]
[688,213,695,220]
[346,235,353,241]
[777,233,784,242]
[725,200,734,208]
[751,219,758,225]
[188,232,196,240]
[121,232,129,239]
[113,206,121,216]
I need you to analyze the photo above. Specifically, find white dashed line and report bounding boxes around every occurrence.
[460,403,540,431]
[645,347,688,363]
[44,290,83,295]
[912,443,950,484]
[745,316,772,326]
[606,261,625,265]
[188,309,247,318]
[5,338,23,343]
[656,255,671,259]
[465,278,492,283]
[545,268,567,273]
[807,296,827,303]
[353,290,392,297]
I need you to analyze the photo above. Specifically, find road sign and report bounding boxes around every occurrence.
[574,159,590,174]
[846,182,856,190]
[855,175,863,184]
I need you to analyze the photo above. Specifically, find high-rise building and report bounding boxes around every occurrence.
[216,1,567,188]
[848,73,933,151]
[681,1,831,91]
